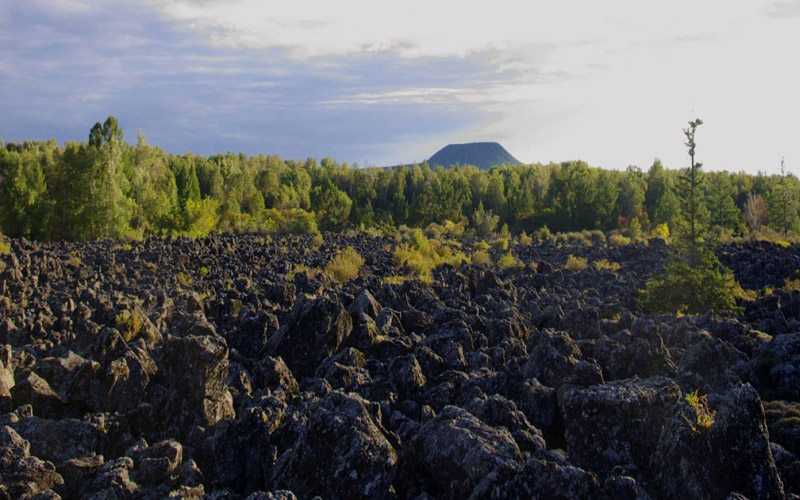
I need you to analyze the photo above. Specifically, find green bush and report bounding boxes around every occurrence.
[641,251,740,314]
[185,197,219,238]
[473,240,490,251]
[325,246,364,284]
[280,209,319,235]
[519,231,533,246]
[593,259,620,271]
[608,233,631,246]
[565,254,588,271]
[471,249,491,266]
[498,251,518,269]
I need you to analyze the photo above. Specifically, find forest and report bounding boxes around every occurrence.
[1,116,798,242]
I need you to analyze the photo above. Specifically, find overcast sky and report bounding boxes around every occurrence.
[1,1,798,173]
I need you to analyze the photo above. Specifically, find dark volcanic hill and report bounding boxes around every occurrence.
[427,142,522,169]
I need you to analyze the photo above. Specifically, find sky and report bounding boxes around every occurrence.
[0,1,798,173]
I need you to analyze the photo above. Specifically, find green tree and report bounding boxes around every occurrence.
[472,202,499,237]
[642,119,740,315]
[770,157,799,237]
[705,173,740,230]
[311,178,352,230]
[0,144,50,238]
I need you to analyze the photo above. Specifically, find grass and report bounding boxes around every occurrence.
[498,251,519,269]
[608,234,632,246]
[392,230,466,283]
[115,310,144,343]
[325,246,365,284]
[288,264,321,280]
[177,272,193,287]
[564,254,588,271]
[473,240,490,252]
[66,252,82,268]
[491,237,509,250]
[593,259,620,271]
[471,250,492,266]
[382,274,410,286]
[685,390,716,431]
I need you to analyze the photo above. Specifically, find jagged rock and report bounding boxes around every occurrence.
[389,354,427,397]
[652,384,784,500]
[10,416,103,466]
[251,356,299,396]
[104,341,157,414]
[558,376,681,476]
[83,457,138,499]
[404,405,523,499]
[267,295,352,379]
[56,455,104,500]
[0,426,64,499]
[0,425,29,468]
[467,454,600,500]
[0,346,14,413]
[751,333,800,401]
[515,378,557,429]
[349,289,382,321]
[10,373,66,417]
[678,336,747,393]
[522,329,583,387]
[159,334,235,428]
[271,391,397,500]
[464,393,546,454]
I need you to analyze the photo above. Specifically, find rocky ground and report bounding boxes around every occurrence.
[1,233,799,500]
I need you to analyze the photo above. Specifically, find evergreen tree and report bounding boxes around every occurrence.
[642,119,740,315]
[770,157,798,237]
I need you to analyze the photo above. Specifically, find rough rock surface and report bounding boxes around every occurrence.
[0,233,798,498]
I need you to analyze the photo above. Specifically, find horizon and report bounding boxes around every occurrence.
[1,1,798,174]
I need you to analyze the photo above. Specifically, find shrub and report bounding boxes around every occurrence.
[588,229,606,243]
[608,233,631,246]
[593,259,620,271]
[177,272,193,286]
[185,197,220,238]
[565,254,588,271]
[393,234,466,282]
[325,246,365,284]
[498,251,518,269]
[535,225,552,241]
[382,275,409,286]
[473,240,490,252]
[288,264,321,280]
[627,218,642,240]
[491,237,509,250]
[471,250,492,266]
[312,232,324,249]
[115,310,144,343]
[685,390,716,430]
[66,252,82,268]
[640,252,740,314]
[280,209,319,235]
[0,241,9,255]
[519,231,533,246]
[653,223,670,239]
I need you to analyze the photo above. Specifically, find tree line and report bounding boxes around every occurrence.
[1,116,797,241]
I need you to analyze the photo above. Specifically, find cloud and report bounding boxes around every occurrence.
[1,0,798,172]
[764,1,800,19]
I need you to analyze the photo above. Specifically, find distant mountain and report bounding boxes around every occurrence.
[427,142,522,170]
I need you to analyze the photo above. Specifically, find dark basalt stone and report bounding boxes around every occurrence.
[0,233,798,499]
